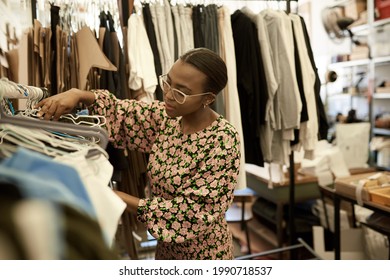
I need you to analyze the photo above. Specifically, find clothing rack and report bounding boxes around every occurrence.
[285,0,298,254]
[0,80,109,150]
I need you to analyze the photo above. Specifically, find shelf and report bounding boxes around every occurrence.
[328,56,390,69]
[373,93,390,99]
[328,93,367,98]
[373,56,390,65]
[373,128,390,136]
[373,17,390,28]
[329,59,370,68]
[350,24,369,34]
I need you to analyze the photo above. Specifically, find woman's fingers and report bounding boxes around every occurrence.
[36,99,51,118]
[45,103,59,121]
[36,95,69,120]
[36,97,61,120]
[35,90,81,121]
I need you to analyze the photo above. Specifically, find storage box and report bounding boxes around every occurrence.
[336,173,377,201]
[335,172,390,201]
[376,86,390,93]
[350,45,370,60]
[376,0,390,20]
[369,187,390,207]
[345,0,367,20]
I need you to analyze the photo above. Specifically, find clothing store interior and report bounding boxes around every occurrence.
[0,0,390,260]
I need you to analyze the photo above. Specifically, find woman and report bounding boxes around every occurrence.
[36,48,240,260]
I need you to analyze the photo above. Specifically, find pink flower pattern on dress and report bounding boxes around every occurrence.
[90,90,240,260]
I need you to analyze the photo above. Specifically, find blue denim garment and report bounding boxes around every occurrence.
[0,147,96,219]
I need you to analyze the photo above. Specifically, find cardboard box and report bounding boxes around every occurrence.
[345,0,367,20]
[350,45,370,60]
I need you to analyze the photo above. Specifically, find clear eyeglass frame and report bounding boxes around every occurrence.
[159,74,213,104]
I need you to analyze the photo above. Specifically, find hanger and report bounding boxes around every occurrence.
[59,113,107,127]
[0,124,66,157]
[0,123,108,159]
[0,102,109,149]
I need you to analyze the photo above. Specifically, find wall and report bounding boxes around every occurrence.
[0,0,32,51]
[308,0,352,83]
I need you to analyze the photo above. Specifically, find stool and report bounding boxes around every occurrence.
[226,188,256,254]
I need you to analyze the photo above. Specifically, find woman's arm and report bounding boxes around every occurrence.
[36,89,163,153]
[114,191,140,213]
[36,88,95,121]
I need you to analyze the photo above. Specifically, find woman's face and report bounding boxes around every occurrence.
[163,60,212,118]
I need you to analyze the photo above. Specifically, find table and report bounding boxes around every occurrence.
[319,174,390,260]
[245,164,320,249]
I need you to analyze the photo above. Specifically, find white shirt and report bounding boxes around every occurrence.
[128,12,157,102]
[218,6,247,190]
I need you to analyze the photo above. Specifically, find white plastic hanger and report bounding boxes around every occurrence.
[0,102,109,149]
[59,113,107,127]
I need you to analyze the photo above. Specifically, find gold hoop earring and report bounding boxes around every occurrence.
[203,103,207,109]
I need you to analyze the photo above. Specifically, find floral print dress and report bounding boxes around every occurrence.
[90,90,241,260]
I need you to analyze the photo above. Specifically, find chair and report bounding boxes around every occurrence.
[226,188,256,254]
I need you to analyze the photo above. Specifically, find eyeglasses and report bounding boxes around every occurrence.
[159,74,213,104]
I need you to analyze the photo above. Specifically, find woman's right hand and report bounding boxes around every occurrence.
[35,88,95,121]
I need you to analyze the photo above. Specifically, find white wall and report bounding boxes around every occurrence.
[0,0,32,51]
[308,0,352,85]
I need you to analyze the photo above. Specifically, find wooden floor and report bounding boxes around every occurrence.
[228,218,281,259]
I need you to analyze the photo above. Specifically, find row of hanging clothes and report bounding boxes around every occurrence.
[11,2,126,97]
[230,5,330,167]
[0,78,126,259]
[125,0,328,183]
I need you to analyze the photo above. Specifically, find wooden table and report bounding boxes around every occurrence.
[320,172,390,259]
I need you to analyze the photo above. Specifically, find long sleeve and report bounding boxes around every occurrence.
[89,90,164,153]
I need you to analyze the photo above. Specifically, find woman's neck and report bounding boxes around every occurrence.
[181,107,218,135]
